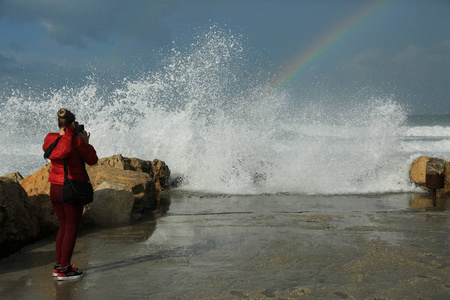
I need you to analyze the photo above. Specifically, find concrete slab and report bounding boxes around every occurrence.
[0,192,449,299]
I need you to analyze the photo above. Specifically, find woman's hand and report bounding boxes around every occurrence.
[79,131,90,144]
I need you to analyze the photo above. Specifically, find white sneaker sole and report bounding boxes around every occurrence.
[56,273,84,281]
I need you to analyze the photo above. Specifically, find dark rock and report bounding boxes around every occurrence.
[0,178,40,259]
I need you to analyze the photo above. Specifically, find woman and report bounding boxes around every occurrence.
[42,108,98,281]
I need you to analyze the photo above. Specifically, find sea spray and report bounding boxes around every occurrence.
[0,27,420,194]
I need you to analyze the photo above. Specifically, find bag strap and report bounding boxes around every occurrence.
[63,134,91,183]
[43,136,62,159]
[64,160,69,180]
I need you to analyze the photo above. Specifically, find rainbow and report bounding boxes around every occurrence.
[273,0,393,93]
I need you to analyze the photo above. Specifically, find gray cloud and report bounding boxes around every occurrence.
[0,53,17,73]
[0,0,182,48]
[335,41,450,113]
[393,41,450,78]
[338,40,450,82]
[7,41,26,52]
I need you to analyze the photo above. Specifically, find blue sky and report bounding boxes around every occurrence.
[1,0,449,114]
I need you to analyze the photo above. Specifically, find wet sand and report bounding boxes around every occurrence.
[0,192,449,299]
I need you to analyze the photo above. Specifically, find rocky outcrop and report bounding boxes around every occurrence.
[410,156,449,192]
[96,154,171,191]
[1,154,171,258]
[83,182,135,227]
[0,177,40,258]
[85,164,157,213]
[97,154,152,173]
[19,154,171,226]
[92,154,171,212]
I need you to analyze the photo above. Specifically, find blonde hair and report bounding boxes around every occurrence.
[57,108,76,128]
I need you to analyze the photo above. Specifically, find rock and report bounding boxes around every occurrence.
[3,154,171,256]
[85,164,157,212]
[127,157,153,174]
[410,156,449,193]
[20,163,58,231]
[0,178,40,258]
[97,154,170,192]
[83,182,134,227]
[410,156,432,186]
[20,163,51,196]
[21,157,160,214]
[151,159,171,190]
[19,154,169,227]
[0,172,24,184]
[97,154,127,169]
[94,154,171,209]
[97,154,152,174]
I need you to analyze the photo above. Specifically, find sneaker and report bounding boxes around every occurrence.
[53,264,78,277]
[56,265,84,281]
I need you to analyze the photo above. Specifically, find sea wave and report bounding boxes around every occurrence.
[400,139,450,157]
[0,27,428,195]
[405,126,450,137]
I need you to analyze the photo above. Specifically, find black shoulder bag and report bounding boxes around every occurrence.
[62,160,94,206]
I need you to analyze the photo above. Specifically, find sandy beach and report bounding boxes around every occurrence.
[0,192,449,299]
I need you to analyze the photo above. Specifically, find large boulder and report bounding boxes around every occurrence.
[410,156,449,192]
[96,154,171,191]
[410,156,432,186]
[94,154,171,210]
[85,164,157,213]
[19,154,169,227]
[0,177,40,258]
[20,155,167,213]
[83,182,135,227]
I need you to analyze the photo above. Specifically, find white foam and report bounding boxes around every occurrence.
[400,140,450,160]
[0,27,428,195]
[405,126,450,137]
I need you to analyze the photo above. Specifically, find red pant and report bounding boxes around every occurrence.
[50,184,83,267]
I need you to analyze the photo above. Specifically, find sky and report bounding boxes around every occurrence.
[0,0,449,114]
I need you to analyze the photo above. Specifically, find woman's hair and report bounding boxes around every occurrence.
[57,108,76,128]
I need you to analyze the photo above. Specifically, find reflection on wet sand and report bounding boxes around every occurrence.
[410,192,449,209]
[0,192,448,299]
[53,279,76,300]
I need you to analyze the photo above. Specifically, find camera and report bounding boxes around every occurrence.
[74,122,85,134]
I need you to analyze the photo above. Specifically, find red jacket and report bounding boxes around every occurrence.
[43,127,98,185]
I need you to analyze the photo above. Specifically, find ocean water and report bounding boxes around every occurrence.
[1,28,449,195]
